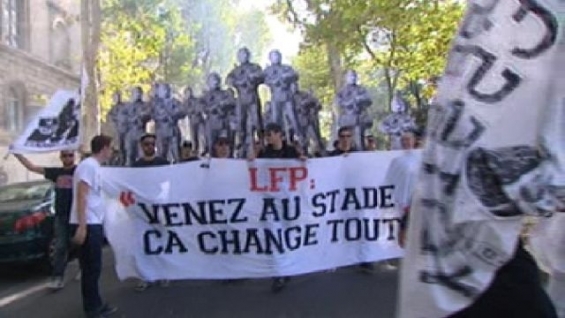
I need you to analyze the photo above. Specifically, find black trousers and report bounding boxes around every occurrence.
[71,224,105,314]
[449,242,557,318]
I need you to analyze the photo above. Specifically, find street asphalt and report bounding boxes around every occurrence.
[0,248,399,318]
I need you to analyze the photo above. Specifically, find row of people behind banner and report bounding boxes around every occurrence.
[107,48,417,166]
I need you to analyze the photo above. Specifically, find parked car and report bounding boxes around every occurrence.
[0,180,57,272]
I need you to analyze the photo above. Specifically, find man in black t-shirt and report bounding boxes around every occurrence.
[131,134,170,167]
[328,126,358,156]
[130,134,170,291]
[250,123,306,293]
[14,150,77,290]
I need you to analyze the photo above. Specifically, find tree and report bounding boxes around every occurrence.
[271,0,463,108]
[81,0,102,146]
[97,0,197,121]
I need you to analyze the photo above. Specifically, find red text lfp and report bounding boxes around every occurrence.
[249,167,308,192]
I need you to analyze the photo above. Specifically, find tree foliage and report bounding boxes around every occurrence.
[98,0,197,119]
[271,0,464,139]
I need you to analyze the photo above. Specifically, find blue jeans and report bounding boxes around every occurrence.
[71,224,104,314]
[52,216,70,277]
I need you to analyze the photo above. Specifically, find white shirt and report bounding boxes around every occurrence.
[384,150,422,210]
[70,157,105,224]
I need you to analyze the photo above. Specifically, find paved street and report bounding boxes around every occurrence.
[0,248,399,318]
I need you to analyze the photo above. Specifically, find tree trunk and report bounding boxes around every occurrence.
[81,0,102,149]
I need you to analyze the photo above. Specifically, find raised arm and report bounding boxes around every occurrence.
[13,154,45,175]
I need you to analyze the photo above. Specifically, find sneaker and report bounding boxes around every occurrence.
[158,279,170,287]
[47,276,65,290]
[86,304,118,318]
[135,281,150,292]
[358,262,375,274]
[271,277,288,293]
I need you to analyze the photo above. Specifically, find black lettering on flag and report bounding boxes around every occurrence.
[511,0,558,59]
[164,230,188,254]
[419,265,479,298]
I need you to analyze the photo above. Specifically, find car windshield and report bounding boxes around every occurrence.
[0,183,51,202]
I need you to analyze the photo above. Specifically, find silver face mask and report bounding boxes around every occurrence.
[237,48,250,64]
[207,73,221,90]
[345,70,357,86]
[269,50,282,65]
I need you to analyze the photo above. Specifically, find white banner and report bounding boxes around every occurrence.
[9,89,81,154]
[399,1,564,317]
[100,152,415,281]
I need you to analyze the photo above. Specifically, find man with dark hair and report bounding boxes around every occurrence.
[179,141,199,162]
[14,150,77,289]
[212,132,232,159]
[365,134,377,151]
[254,123,306,159]
[70,135,117,318]
[132,134,169,167]
[249,123,306,293]
[131,133,169,291]
[329,126,357,156]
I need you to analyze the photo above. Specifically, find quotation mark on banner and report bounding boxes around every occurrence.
[119,191,136,207]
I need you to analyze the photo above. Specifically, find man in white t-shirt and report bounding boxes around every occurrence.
[381,130,422,270]
[70,135,117,318]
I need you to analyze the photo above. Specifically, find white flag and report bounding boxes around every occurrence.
[9,90,81,154]
[398,1,564,317]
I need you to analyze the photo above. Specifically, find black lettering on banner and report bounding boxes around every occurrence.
[439,100,486,149]
[459,1,498,39]
[144,230,163,255]
[228,198,247,223]
[198,231,218,254]
[218,230,242,254]
[281,196,301,221]
[345,218,362,241]
[264,228,284,254]
[242,229,264,254]
[341,188,362,211]
[162,203,183,227]
[420,266,480,298]
[260,198,280,221]
[363,218,380,241]
[362,187,379,209]
[380,185,395,208]
[304,224,319,246]
[311,192,327,217]
[455,45,522,103]
[326,190,340,213]
[181,202,207,225]
[138,203,159,224]
[164,230,188,254]
[382,218,399,241]
[418,199,479,298]
[511,0,558,59]
[208,200,228,224]
[327,219,344,242]
[285,226,302,251]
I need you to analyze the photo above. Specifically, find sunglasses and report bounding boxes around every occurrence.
[339,134,352,138]
[61,153,74,158]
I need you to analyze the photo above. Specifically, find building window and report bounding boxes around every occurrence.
[1,0,26,49]
[51,19,71,69]
[3,84,25,133]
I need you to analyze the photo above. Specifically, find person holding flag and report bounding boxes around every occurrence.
[398,1,563,317]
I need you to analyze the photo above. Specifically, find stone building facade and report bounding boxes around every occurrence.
[0,0,82,185]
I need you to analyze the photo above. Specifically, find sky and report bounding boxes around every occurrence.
[238,0,303,63]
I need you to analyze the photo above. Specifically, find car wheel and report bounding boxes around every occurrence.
[38,237,56,275]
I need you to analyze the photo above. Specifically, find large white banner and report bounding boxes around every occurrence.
[9,89,81,154]
[100,152,415,281]
[399,1,564,318]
